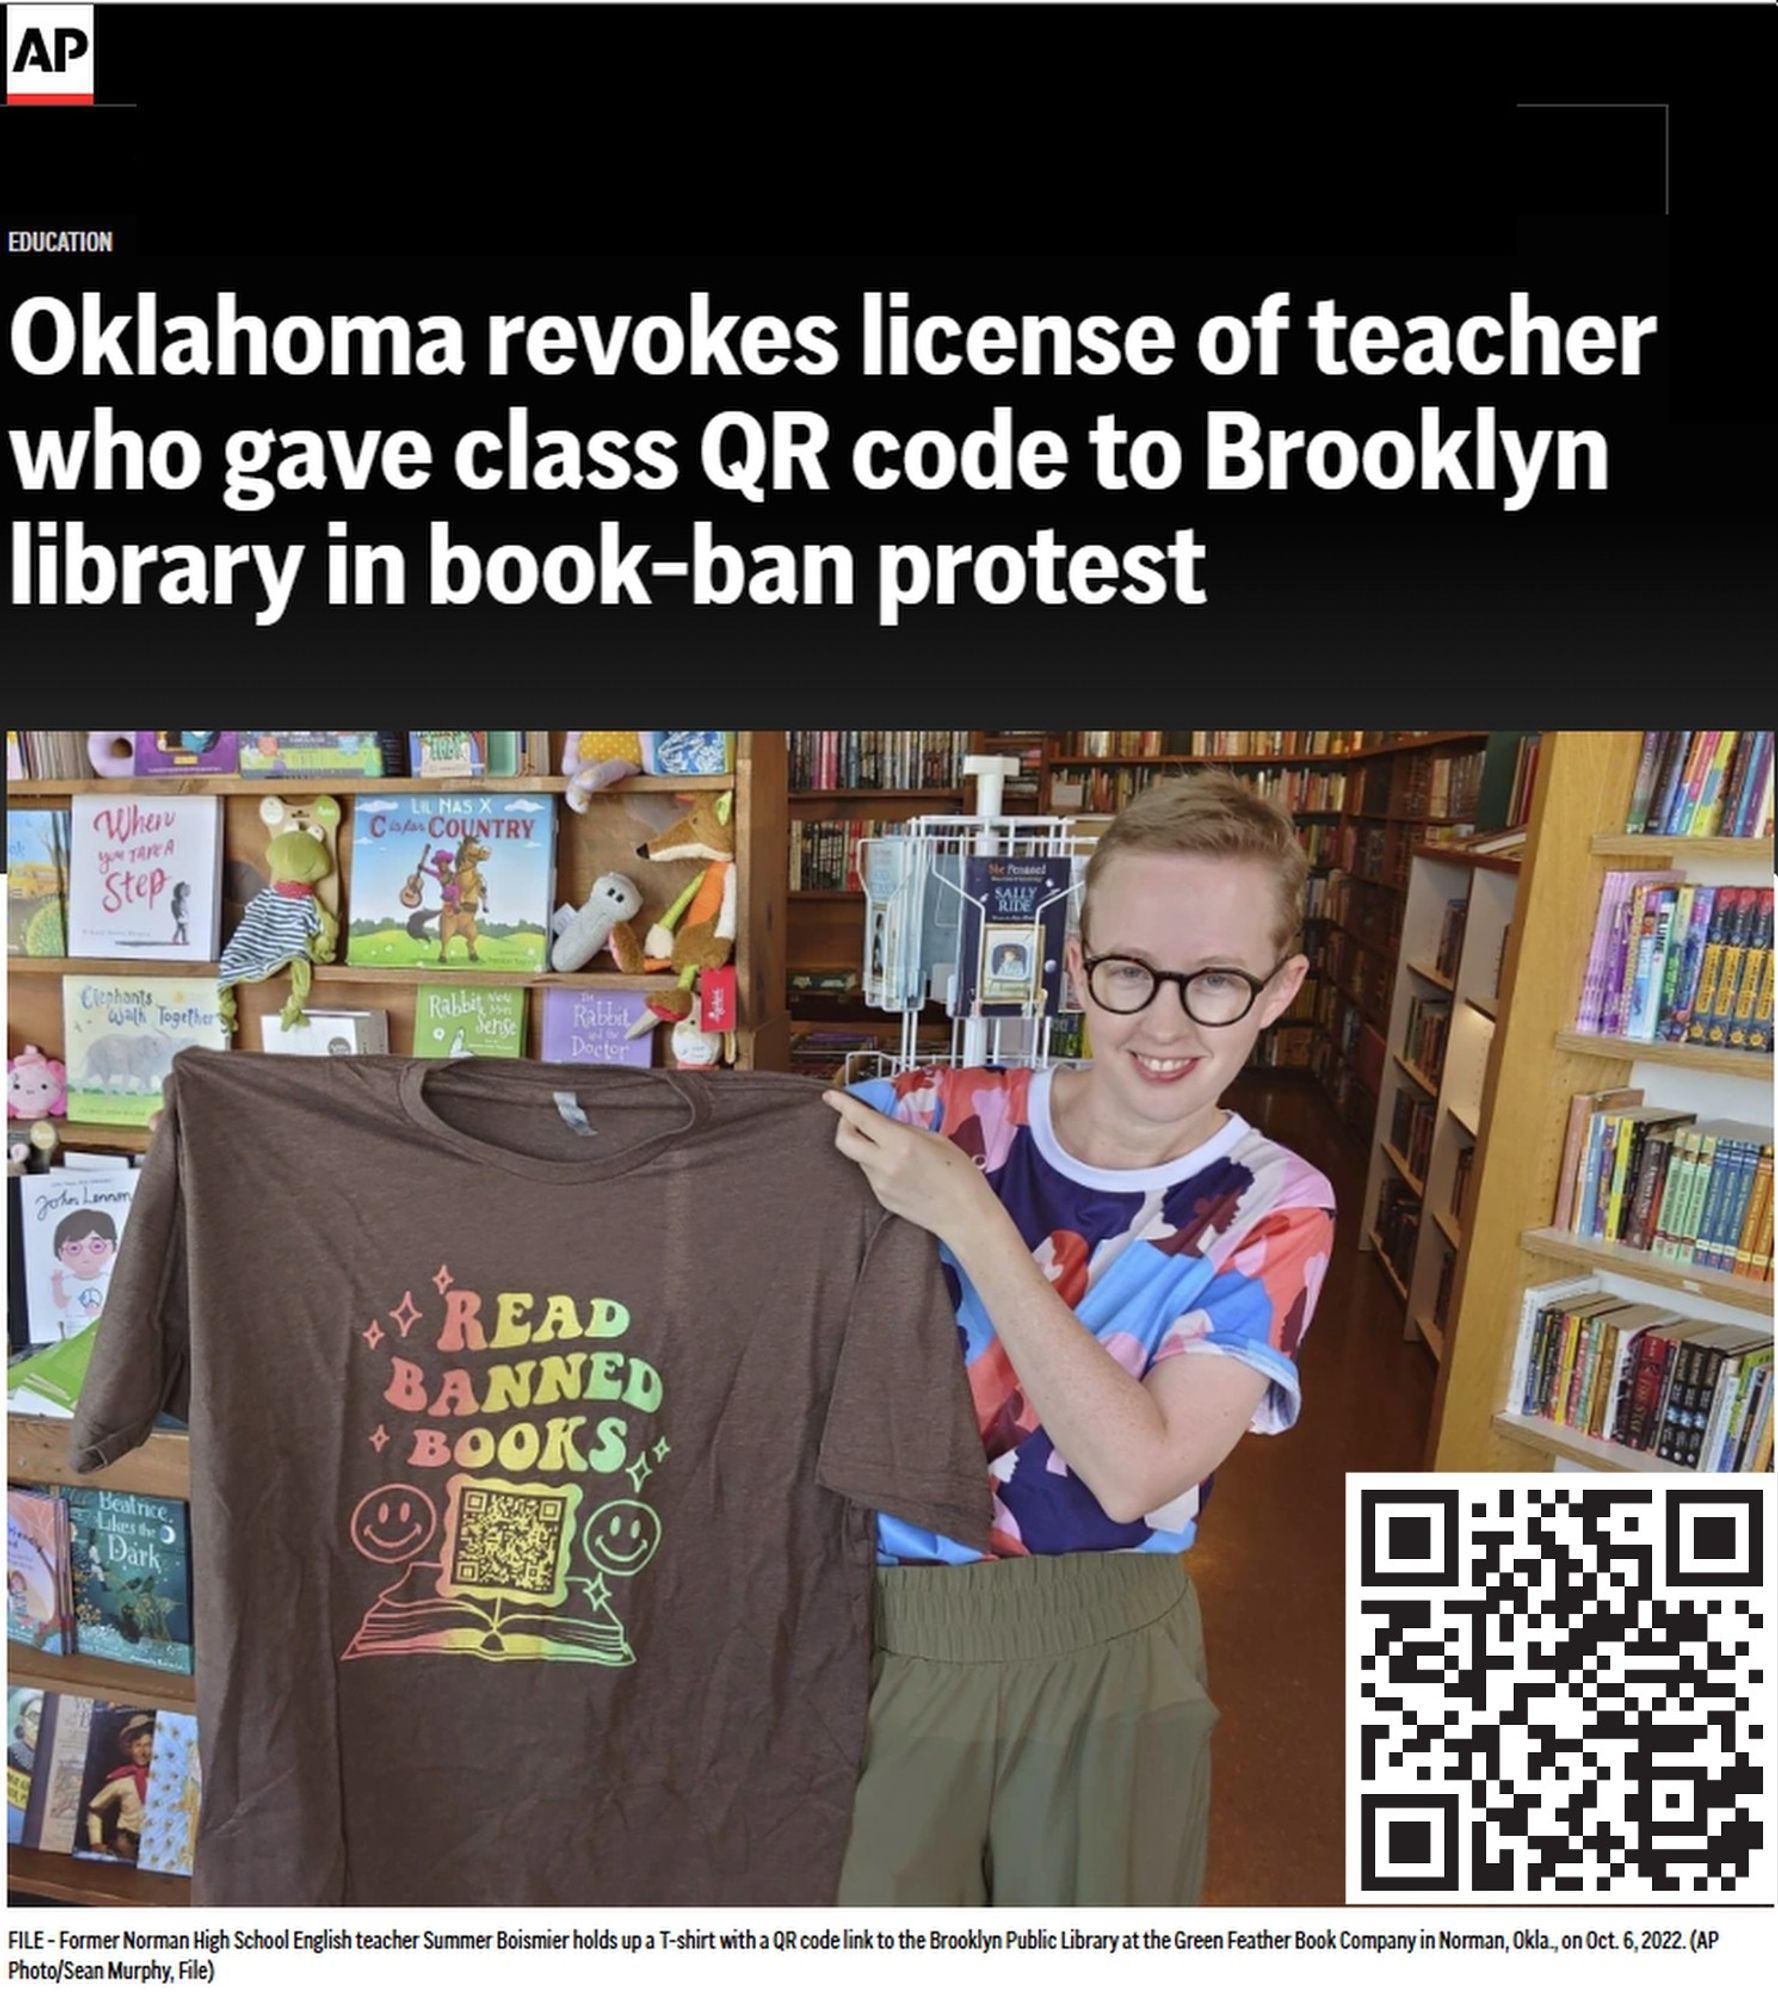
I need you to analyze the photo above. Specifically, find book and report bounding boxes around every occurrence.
[7,810,71,957]
[73,1700,158,1865]
[954,855,1072,1017]
[342,1556,638,1665]
[408,730,488,779]
[539,989,655,1065]
[7,1687,45,1844]
[7,1326,104,1419]
[17,1165,139,1344]
[65,794,224,961]
[131,731,238,776]
[7,1489,70,1653]
[1505,1277,1604,1415]
[19,1691,94,1853]
[414,984,528,1058]
[135,1711,201,1879]
[237,731,383,777]
[259,1007,390,1056]
[1553,1087,1644,1230]
[64,1489,193,1676]
[640,730,734,777]
[345,792,555,971]
[62,975,231,1125]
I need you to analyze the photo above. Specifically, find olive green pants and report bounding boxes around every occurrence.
[837,1552,1217,1907]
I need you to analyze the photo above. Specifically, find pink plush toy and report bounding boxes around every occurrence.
[7,1045,68,1120]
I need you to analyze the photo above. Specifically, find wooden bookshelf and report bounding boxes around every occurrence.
[1381,1140,1425,1200]
[1590,833,1771,863]
[1392,1050,1441,1100]
[1369,1229,1410,1304]
[1432,1207,1463,1249]
[6,735,788,1907]
[1428,731,1774,1475]
[1405,960,1455,992]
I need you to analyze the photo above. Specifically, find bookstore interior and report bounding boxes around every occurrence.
[3,725,1773,1907]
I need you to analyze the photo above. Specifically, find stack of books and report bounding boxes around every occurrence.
[1576,873,1773,1049]
[6,1690,200,1877]
[7,1484,193,1675]
[1626,730,1774,839]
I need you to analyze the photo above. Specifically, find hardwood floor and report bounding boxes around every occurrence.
[1192,1072,1436,1908]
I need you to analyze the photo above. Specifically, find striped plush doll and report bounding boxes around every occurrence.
[217,825,339,1033]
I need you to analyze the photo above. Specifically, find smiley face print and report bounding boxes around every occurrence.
[582,1500,662,1578]
[350,1484,440,1565]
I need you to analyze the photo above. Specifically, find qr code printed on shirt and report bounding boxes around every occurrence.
[1347,1474,1776,1903]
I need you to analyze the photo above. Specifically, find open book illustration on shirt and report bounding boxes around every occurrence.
[341,1476,661,1667]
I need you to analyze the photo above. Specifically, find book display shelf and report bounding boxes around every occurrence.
[1363,844,1520,1362]
[1428,731,1773,1477]
[5,732,788,1905]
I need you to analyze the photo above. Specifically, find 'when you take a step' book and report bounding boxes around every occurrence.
[66,796,224,961]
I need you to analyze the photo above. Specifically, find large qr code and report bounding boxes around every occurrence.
[1347,1475,1776,1903]
[447,1484,572,1601]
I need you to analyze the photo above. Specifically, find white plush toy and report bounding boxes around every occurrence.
[549,872,644,973]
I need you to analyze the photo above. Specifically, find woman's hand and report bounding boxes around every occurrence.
[822,1090,1001,1247]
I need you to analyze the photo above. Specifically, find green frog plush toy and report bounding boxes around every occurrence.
[217,820,339,1032]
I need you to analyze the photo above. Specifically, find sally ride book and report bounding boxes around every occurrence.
[954,855,1071,1017]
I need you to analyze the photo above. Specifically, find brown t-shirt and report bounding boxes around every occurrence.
[70,1048,990,1906]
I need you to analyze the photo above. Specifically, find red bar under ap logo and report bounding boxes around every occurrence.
[6,4,95,103]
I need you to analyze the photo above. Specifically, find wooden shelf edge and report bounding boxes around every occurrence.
[1368,1229,1410,1303]
[789,789,963,802]
[1490,1411,1695,1475]
[1391,1049,1442,1099]
[6,773,733,797]
[15,960,682,992]
[3,1847,191,1906]
[1380,1139,1427,1200]
[1431,1207,1464,1249]
[1414,1313,1446,1360]
[9,1641,196,1713]
[8,1416,191,1500]
[1519,1226,1774,1315]
[1410,843,1523,873]
[1465,993,1499,1021]
[1553,1029,1772,1079]
[1592,833,1773,861]
[1405,959,1456,992]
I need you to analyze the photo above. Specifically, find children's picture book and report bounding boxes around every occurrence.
[131,731,238,776]
[540,988,654,1065]
[18,1691,95,1853]
[7,810,71,957]
[66,795,224,960]
[414,984,528,1058]
[135,1711,200,1879]
[237,731,383,777]
[409,730,488,778]
[7,1686,44,1844]
[346,792,555,970]
[8,1489,69,1652]
[65,1489,193,1676]
[954,855,1071,1016]
[7,1324,105,1418]
[63,976,230,1125]
[73,1699,157,1865]
[640,730,734,776]
[17,1165,139,1343]
[259,1007,390,1056]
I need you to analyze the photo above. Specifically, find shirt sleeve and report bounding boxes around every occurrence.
[1148,1202,1335,1435]
[845,1068,945,1131]
[817,1211,992,1552]
[67,1076,191,1474]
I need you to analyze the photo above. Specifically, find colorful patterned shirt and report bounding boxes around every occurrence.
[846,1065,1337,1564]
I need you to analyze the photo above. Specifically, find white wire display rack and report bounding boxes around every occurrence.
[848,756,1102,1082]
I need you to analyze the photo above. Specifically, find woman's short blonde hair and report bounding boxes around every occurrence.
[1082,769,1309,954]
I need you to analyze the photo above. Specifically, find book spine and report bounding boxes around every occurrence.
[1553,1093,1593,1232]
[1665,885,1716,1041]
[1654,1339,1699,1461]
[1623,885,1658,1039]
[1697,1358,1739,1472]
[1732,1151,1773,1278]
[1624,1132,1670,1252]
[1678,1132,1718,1257]
[1652,1128,1697,1259]
[1576,1112,1610,1237]
[1703,887,1758,1047]
[1692,1139,1737,1270]
[1624,1336,1669,1450]
[1646,731,1691,836]
[1728,890,1773,1048]
[1675,729,1720,834]
[1603,1115,1638,1241]
[1686,889,1738,1042]
[1692,730,1737,837]
[1682,1350,1727,1470]
[1625,731,1664,833]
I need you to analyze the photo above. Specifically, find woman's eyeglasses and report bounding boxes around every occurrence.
[1078,943,1291,1025]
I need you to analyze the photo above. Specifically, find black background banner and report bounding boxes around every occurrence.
[1,4,1772,720]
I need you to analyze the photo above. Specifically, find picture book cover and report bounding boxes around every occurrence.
[135,1711,200,1879]
[8,1687,44,1845]
[73,1699,157,1865]
[409,730,488,778]
[7,1324,103,1418]
[259,1007,390,1056]
[66,795,224,960]
[540,988,654,1064]
[7,809,70,957]
[954,855,1071,1016]
[63,976,231,1126]
[65,1488,193,1676]
[414,984,528,1058]
[346,792,555,970]
[18,1166,139,1343]
[237,730,383,777]
[131,731,239,776]
[8,1489,68,1653]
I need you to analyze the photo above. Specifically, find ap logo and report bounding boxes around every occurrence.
[6,4,94,104]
